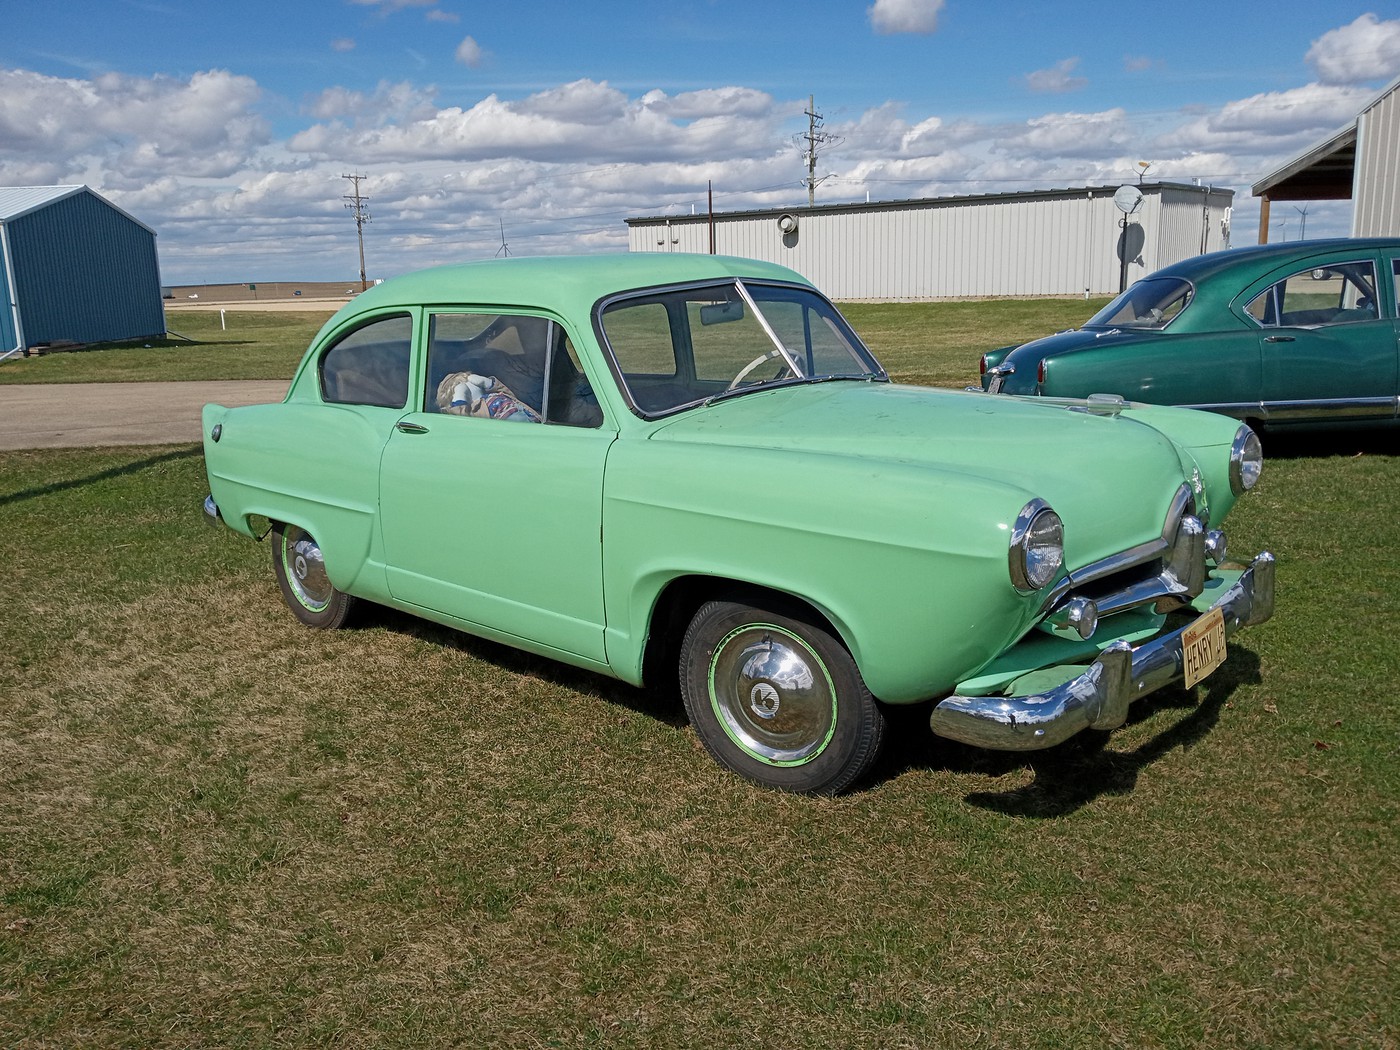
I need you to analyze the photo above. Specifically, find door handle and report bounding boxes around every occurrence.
[395,420,429,434]
[1264,335,1295,343]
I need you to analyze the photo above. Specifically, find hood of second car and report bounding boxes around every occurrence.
[648,381,1194,562]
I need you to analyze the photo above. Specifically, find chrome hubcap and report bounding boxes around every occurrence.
[284,528,332,611]
[709,624,836,765]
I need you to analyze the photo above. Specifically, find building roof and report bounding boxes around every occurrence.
[0,185,86,221]
[1252,73,1400,200]
[626,181,1232,225]
[0,184,156,234]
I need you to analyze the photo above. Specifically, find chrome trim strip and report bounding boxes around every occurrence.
[1260,397,1398,421]
[930,551,1276,750]
[1179,397,1399,422]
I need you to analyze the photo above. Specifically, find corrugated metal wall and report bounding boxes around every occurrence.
[7,189,164,345]
[1354,87,1400,236]
[628,184,1234,301]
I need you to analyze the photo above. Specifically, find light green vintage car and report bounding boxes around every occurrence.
[202,254,1274,794]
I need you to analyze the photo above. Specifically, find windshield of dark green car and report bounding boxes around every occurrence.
[1086,277,1194,330]
[598,280,885,416]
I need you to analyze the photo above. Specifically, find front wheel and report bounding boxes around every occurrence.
[679,599,886,794]
[271,522,356,629]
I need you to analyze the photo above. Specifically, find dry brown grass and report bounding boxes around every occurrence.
[2,332,1398,1048]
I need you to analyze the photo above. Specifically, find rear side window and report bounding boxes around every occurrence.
[1246,260,1380,328]
[319,314,413,408]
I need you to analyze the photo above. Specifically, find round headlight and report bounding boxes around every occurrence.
[1009,499,1065,592]
[1229,425,1263,494]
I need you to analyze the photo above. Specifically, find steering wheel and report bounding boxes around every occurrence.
[728,349,788,390]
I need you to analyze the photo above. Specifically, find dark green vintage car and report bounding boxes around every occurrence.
[981,238,1400,429]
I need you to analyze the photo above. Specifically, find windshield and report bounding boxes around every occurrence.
[1086,277,1193,330]
[598,280,884,416]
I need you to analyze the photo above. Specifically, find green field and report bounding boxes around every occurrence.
[2,303,1396,1047]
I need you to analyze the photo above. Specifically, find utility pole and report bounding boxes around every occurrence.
[342,173,371,291]
[799,95,842,206]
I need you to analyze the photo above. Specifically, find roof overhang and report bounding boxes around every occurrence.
[1251,123,1357,201]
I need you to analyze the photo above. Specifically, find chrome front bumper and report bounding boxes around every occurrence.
[929,551,1275,751]
[202,494,223,528]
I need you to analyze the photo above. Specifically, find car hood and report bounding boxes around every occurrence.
[648,381,1196,562]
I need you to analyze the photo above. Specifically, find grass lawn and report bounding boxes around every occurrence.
[0,310,334,384]
[1,303,1396,1047]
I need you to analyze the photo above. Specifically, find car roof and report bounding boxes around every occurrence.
[1149,237,1400,284]
[334,253,812,321]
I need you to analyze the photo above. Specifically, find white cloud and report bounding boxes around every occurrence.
[1026,58,1087,94]
[331,38,355,53]
[347,0,440,11]
[1306,14,1400,85]
[455,36,484,69]
[1000,108,1131,158]
[288,79,783,165]
[868,0,944,35]
[0,67,267,180]
[1168,83,1373,152]
[303,80,439,126]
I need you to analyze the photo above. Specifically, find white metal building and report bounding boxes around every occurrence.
[626,183,1234,301]
[1253,74,1400,240]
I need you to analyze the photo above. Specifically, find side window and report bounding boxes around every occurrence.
[600,301,678,378]
[425,312,600,428]
[1247,260,1380,328]
[320,314,412,408]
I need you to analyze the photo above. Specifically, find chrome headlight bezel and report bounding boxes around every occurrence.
[1229,425,1263,495]
[1009,499,1065,592]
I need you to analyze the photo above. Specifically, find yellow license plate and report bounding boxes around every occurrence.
[1182,607,1227,688]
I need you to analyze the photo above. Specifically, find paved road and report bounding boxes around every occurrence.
[0,380,289,450]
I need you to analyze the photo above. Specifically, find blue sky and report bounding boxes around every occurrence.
[4,0,1399,283]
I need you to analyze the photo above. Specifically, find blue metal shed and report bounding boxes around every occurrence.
[0,185,164,359]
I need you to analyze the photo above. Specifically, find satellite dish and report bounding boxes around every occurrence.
[777,213,799,234]
[1113,185,1144,215]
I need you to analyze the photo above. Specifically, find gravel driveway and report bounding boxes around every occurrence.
[0,380,289,450]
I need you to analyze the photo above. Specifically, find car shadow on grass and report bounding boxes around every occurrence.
[355,603,690,729]
[879,647,1263,815]
[1260,426,1400,460]
[0,446,201,507]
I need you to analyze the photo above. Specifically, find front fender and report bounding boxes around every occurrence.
[601,441,1044,702]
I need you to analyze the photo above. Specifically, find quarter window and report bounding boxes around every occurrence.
[319,314,412,408]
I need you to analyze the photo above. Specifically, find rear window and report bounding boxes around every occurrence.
[1086,278,1193,330]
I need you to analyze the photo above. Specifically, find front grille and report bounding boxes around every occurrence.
[1042,485,1207,620]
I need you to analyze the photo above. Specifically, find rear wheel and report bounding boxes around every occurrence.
[271,522,356,629]
[680,599,885,794]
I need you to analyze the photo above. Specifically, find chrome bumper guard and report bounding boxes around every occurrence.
[930,551,1275,751]
[202,494,224,528]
